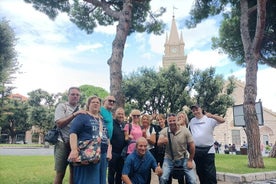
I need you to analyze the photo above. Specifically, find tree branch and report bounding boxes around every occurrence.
[240,0,251,53]
[84,0,120,19]
[252,0,267,56]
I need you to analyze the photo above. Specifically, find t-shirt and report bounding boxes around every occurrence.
[159,126,193,160]
[111,119,126,154]
[124,123,143,154]
[54,102,78,142]
[100,106,113,140]
[189,115,218,154]
[122,150,157,184]
[70,114,101,141]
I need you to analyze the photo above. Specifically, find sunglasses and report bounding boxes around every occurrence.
[167,113,176,118]
[132,115,140,118]
[108,99,116,103]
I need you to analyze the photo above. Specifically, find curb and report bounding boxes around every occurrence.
[217,171,276,183]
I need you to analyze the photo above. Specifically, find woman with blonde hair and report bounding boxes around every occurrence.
[141,114,157,184]
[123,109,143,156]
[177,111,189,128]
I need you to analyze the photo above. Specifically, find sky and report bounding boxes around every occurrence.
[0,0,275,112]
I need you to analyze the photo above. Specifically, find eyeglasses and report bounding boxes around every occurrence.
[108,99,116,103]
[132,115,140,118]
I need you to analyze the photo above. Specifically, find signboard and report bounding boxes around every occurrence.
[233,101,264,127]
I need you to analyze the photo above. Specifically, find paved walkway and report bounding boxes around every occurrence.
[149,170,276,184]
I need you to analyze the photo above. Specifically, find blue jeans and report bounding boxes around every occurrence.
[160,158,197,184]
[100,152,108,184]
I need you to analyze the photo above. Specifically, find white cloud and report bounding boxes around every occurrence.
[1,0,275,113]
[76,43,103,52]
[187,49,229,69]
[257,68,276,112]
[94,24,116,35]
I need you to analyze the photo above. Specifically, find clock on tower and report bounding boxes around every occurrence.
[171,47,177,53]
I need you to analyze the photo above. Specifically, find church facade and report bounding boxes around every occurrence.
[163,16,276,150]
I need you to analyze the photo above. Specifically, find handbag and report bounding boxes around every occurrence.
[68,117,103,166]
[69,139,101,165]
[167,128,185,180]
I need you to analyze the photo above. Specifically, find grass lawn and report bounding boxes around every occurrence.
[0,155,69,184]
[215,154,276,174]
[0,154,275,184]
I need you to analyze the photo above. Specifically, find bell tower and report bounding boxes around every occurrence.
[162,16,187,70]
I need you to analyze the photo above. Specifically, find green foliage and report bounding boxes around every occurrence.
[27,89,55,107]
[0,19,19,85]
[24,0,166,35]
[79,84,109,105]
[27,89,57,134]
[0,19,19,117]
[58,85,109,107]
[122,65,234,116]
[23,0,70,20]
[187,0,276,68]
[192,67,235,116]
[0,99,30,143]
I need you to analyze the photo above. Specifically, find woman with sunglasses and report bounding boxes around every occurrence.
[123,109,143,157]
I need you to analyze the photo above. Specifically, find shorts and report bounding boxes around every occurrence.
[54,141,71,172]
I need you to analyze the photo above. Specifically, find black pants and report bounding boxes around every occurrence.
[108,152,124,184]
[194,153,217,184]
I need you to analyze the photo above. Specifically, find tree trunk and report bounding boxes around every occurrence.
[108,0,133,109]
[240,0,266,168]
[269,141,276,158]
[8,120,16,144]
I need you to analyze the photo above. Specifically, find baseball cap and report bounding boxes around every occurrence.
[190,104,200,109]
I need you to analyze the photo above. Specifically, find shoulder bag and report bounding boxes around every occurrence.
[168,128,185,180]
[45,105,79,144]
[44,125,63,144]
[69,117,103,166]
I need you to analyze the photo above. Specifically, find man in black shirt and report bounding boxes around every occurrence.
[108,107,126,184]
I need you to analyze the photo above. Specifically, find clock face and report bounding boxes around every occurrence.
[171,47,177,53]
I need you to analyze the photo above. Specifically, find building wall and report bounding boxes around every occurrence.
[213,80,276,149]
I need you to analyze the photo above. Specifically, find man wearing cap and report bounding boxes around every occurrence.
[158,113,197,184]
[189,104,225,184]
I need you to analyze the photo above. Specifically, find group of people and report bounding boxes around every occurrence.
[52,86,225,184]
